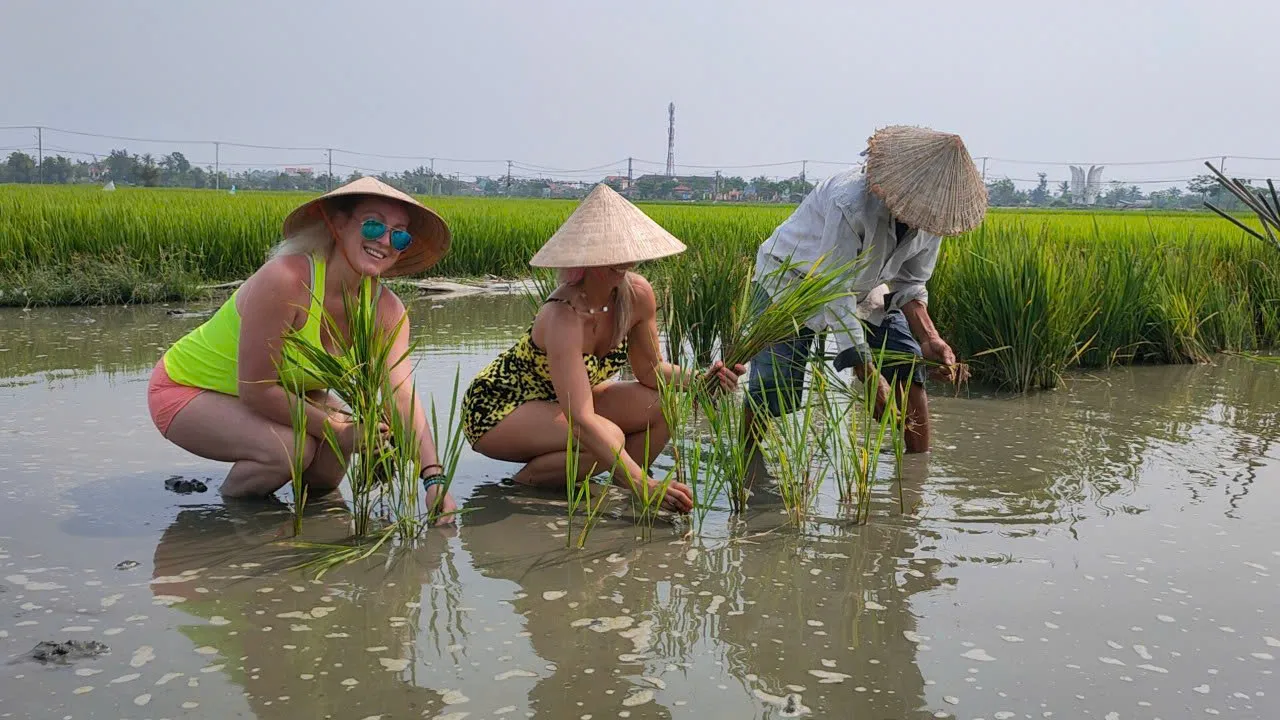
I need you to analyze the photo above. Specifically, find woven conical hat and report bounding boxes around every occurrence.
[282,177,451,277]
[529,184,687,268]
[865,126,988,236]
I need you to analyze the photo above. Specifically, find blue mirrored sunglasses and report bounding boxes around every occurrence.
[361,218,413,252]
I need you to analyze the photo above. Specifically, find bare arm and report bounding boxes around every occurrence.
[627,274,744,392]
[236,257,338,440]
[900,299,943,347]
[540,304,649,488]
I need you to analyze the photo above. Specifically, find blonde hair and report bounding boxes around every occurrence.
[557,267,634,348]
[267,195,361,262]
[268,222,332,262]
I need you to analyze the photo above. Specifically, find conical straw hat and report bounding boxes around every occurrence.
[529,184,687,268]
[282,176,451,277]
[865,125,988,236]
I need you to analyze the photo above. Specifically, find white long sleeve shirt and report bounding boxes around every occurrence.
[752,168,940,356]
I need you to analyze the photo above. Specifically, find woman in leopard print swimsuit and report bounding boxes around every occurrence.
[462,185,744,513]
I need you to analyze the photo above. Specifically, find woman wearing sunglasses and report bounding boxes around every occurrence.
[147,178,460,523]
[462,184,744,513]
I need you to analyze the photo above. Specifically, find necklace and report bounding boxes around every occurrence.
[580,287,615,315]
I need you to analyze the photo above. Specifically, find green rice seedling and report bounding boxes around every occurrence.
[658,247,752,366]
[816,346,899,525]
[627,427,674,539]
[426,366,467,523]
[380,377,425,540]
[703,393,753,515]
[933,225,1099,392]
[758,356,827,526]
[281,276,420,538]
[720,254,860,370]
[656,372,717,533]
[562,406,616,549]
[284,380,310,537]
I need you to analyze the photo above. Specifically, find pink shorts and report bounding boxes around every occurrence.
[147,358,206,437]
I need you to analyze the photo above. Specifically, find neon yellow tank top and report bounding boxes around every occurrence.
[163,254,330,396]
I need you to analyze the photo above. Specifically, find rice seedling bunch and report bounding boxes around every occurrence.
[720,255,859,369]
[281,277,421,538]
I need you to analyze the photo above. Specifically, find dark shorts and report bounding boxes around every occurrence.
[745,283,925,418]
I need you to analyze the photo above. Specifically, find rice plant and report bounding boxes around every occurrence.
[758,357,827,525]
[280,277,427,539]
[720,254,859,370]
[563,408,613,549]
[656,372,716,533]
[284,380,309,537]
[631,428,675,538]
[815,347,903,525]
[657,247,752,366]
[703,394,753,515]
[5,185,1279,387]
[427,366,467,523]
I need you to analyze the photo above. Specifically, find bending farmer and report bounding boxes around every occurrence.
[746,125,987,454]
[462,184,744,513]
[147,178,460,522]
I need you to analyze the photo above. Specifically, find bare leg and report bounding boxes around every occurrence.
[902,381,930,453]
[472,381,669,489]
[163,391,349,498]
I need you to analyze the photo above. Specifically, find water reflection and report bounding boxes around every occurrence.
[458,479,943,718]
[0,291,531,379]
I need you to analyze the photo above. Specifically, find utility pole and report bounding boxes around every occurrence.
[627,157,633,189]
[326,148,333,191]
[1220,156,1227,175]
[506,160,512,194]
[36,127,43,184]
[214,142,221,190]
[800,160,807,188]
[715,170,721,200]
[980,157,988,182]
[429,158,436,195]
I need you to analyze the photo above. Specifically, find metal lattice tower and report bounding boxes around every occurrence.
[665,102,675,177]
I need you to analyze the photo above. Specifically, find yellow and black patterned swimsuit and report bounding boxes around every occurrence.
[462,306,630,445]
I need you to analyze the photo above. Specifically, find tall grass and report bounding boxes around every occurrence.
[4,185,1278,388]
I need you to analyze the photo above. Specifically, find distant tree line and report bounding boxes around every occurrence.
[0,148,1253,209]
[983,171,1252,210]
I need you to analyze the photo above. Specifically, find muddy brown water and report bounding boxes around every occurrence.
[1,295,1278,719]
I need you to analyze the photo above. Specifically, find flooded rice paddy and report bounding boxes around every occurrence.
[1,294,1278,719]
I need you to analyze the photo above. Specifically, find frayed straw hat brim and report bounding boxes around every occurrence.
[865,125,988,236]
[530,184,686,268]
[282,177,451,277]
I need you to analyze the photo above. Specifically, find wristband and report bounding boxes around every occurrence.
[422,474,447,491]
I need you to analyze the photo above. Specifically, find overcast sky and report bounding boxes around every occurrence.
[3,0,1278,186]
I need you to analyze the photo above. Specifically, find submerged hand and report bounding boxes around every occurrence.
[648,478,694,514]
[426,486,459,526]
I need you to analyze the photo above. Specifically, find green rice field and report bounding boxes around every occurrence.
[1,184,1277,390]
